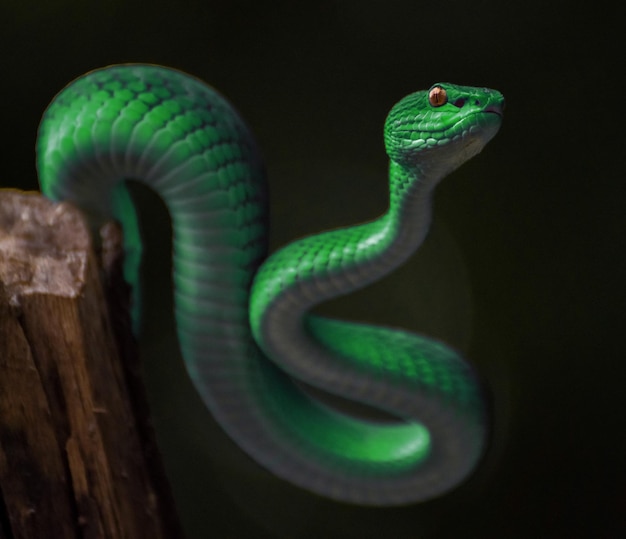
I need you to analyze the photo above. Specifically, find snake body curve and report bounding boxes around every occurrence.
[37,65,503,505]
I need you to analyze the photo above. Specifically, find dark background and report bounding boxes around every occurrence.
[1,1,624,537]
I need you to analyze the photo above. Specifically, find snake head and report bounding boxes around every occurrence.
[384,83,504,175]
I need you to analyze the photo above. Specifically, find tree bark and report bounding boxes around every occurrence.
[0,190,183,538]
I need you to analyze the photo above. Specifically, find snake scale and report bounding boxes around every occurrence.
[36,64,503,505]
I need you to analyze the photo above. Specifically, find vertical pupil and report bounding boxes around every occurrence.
[429,87,446,106]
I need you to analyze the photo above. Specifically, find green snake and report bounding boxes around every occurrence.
[36,64,503,505]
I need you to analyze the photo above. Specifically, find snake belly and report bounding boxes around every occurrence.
[37,64,503,505]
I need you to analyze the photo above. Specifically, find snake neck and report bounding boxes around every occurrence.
[250,159,445,381]
[384,160,439,267]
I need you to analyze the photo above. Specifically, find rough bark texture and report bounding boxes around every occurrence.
[0,190,183,538]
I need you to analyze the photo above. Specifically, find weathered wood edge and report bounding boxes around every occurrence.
[0,190,184,538]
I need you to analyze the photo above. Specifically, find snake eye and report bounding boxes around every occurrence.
[428,86,447,107]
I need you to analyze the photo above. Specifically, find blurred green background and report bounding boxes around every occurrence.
[1,1,623,537]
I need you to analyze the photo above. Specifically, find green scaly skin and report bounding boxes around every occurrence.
[36,64,503,505]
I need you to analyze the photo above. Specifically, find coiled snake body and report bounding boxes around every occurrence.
[37,65,503,505]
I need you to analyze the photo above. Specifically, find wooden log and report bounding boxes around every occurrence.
[0,190,184,538]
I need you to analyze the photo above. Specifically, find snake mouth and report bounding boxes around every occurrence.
[483,101,505,116]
